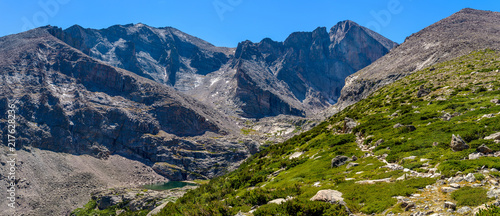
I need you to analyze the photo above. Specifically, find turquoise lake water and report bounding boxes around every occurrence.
[143,181,196,190]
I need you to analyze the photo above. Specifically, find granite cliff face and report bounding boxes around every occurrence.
[52,23,234,91]
[336,8,500,110]
[55,21,396,119]
[188,21,397,118]
[0,27,257,184]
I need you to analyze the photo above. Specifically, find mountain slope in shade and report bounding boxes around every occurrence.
[53,23,234,91]
[337,8,500,110]
[189,20,397,118]
[0,27,256,214]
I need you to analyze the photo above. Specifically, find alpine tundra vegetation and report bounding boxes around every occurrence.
[146,49,500,216]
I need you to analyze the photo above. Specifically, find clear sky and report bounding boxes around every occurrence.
[1,0,499,47]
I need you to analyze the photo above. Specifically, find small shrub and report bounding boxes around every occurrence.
[490,171,500,178]
[340,178,435,214]
[254,199,348,216]
[475,173,486,181]
[477,205,500,216]
[451,186,491,206]
[329,134,356,147]
[403,162,424,170]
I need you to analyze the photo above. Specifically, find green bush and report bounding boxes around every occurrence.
[254,199,348,216]
[71,199,149,216]
[439,158,500,177]
[340,178,435,214]
[403,162,424,170]
[475,173,486,181]
[490,171,500,178]
[477,205,500,216]
[451,186,492,207]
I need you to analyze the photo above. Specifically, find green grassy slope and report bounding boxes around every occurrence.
[159,49,500,215]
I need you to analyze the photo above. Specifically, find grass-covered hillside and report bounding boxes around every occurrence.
[159,49,500,216]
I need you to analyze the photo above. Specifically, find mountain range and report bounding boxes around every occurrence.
[51,20,396,118]
[1,7,499,216]
[0,17,394,215]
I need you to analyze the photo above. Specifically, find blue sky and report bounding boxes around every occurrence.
[1,0,499,47]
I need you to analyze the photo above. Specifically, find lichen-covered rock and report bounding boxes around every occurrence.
[440,187,457,193]
[469,152,484,160]
[331,155,351,168]
[97,195,123,210]
[485,132,500,141]
[310,189,344,203]
[450,134,469,151]
[464,173,476,183]
[346,162,359,169]
[343,117,358,133]
[444,201,456,210]
[487,189,500,199]
[417,85,431,98]
[477,144,493,154]
[225,20,396,118]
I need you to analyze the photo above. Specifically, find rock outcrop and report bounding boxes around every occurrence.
[331,155,351,168]
[310,189,344,203]
[50,24,233,90]
[220,21,396,118]
[477,144,493,154]
[450,134,469,151]
[485,132,500,143]
[0,27,255,182]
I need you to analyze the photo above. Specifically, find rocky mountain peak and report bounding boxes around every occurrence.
[329,20,359,43]
[330,20,398,51]
[210,20,396,118]
[50,23,234,90]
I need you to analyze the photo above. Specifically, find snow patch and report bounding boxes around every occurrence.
[210,77,221,87]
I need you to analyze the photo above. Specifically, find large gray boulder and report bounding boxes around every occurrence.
[97,195,123,210]
[487,189,500,199]
[444,201,457,210]
[331,155,351,168]
[464,173,476,183]
[450,134,469,151]
[477,144,493,154]
[343,117,358,133]
[485,132,500,141]
[310,189,344,203]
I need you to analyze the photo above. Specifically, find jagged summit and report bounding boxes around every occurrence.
[52,20,395,118]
